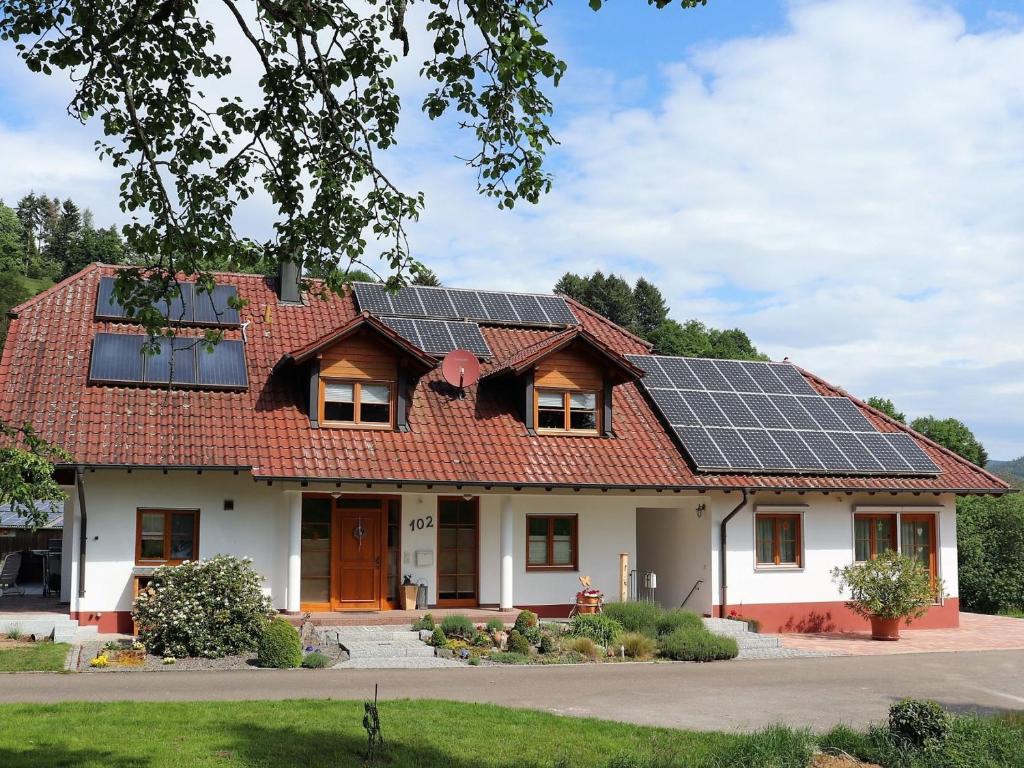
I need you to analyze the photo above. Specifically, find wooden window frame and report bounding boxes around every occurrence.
[525,514,579,571]
[135,508,200,565]
[319,378,395,430]
[754,513,802,569]
[900,513,939,589]
[853,513,897,562]
[534,388,601,435]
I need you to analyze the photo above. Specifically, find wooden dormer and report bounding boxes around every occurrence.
[277,313,438,431]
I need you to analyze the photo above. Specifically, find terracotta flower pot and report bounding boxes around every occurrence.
[870,615,901,641]
[577,595,601,615]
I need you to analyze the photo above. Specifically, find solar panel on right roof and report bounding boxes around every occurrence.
[536,295,578,325]
[625,353,941,476]
[352,282,393,315]
[381,317,491,358]
[507,294,547,325]
[477,292,517,323]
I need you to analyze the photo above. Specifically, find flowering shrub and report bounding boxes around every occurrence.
[89,654,109,668]
[132,555,274,658]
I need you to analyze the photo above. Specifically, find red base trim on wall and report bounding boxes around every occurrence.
[71,611,134,634]
[716,599,960,633]
[516,603,574,619]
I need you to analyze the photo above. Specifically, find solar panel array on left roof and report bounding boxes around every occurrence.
[95,276,240,326]
[89,333,248,389]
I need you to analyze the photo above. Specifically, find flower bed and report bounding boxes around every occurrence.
[418,605,737,665]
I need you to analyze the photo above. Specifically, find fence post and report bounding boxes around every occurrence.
[619,552,629,602]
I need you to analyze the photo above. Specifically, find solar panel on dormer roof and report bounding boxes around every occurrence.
[381,317,491,358]
[352,283,577,328]
[626,354,940,476]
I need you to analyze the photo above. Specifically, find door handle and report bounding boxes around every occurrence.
[375,556,381,567]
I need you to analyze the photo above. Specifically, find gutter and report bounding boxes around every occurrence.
[718,489,749,619]
[76,468,88,599]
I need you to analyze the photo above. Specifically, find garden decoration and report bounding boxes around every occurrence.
[571,575,604,616]
[363,684,383,762]
[832,551,943,641]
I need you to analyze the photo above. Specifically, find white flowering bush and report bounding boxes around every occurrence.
[132,555,274,658]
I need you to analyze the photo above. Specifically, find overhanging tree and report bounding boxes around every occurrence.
[0,422,71,529]
[1,0,708,338]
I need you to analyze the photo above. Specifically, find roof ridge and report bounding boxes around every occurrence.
[8,263,102,316]
[562,296,654,351]
[789,362,1012,490]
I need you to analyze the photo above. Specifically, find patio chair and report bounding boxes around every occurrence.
[0,551,24,596]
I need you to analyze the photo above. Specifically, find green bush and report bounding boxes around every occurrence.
[472,631,492,647]
[957,494,1024,614]
[655,609,703,637]
[488,651,529,664]
[257,617,302,669]
[485,618,505,633]
[429,626,448,648]
[467,655,480,666]
[617,631,657,659]
[658,627,737,662]
[832,550,942,622]
[564,636,599,660]
[602,601,662,636]
[889,698,951,748]
[132,555,273,658]
[439,614,475,639]
[568,613,623,647]
[513,610,538,634]
[411,613,435,631]
[506,629,531,655]
[538,632,555,654]
[301,651,331,669]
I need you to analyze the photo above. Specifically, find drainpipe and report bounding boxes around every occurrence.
[76,468,88,599]
[718,489,748,618]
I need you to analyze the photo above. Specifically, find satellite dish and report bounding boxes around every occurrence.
[441,349,481,390]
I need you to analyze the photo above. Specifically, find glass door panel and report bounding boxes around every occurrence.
[901,515,937,589]
[437,497,478,606]
[301,497,332,606]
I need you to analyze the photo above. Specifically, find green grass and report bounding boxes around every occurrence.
[0,643,70,673]
[16,275,54,295]
[998,608,1024,619]
[0,699,768,768]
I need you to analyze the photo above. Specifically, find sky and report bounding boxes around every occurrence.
[1,0,1023,460]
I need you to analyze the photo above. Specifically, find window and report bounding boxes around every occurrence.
[300,497,332,607]
[755,514,801,567]
[536,389,599,433]
[854,514,896,561]
[526,515,578,569]
[136,509,199,564]
[901,514,938,588]
[321,380,392,427]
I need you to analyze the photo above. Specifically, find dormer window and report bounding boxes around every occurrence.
[536,389,600,434]
[321,380,393,428]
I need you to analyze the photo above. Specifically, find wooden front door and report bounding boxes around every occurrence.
[334,497,385,611]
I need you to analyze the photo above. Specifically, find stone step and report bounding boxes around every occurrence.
[320,627,416,644]
[339,640,437,659]
[703,618,780,650]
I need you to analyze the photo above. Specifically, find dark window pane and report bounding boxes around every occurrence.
[570,410,597,430]
[528,517,548,537]
[552,518,572,537]
[360,403,390,423]
[538,409,565,429]
[324,401,355,422]
[140,539,164,559]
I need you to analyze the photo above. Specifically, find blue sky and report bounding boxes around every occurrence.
[1,1,1023,460]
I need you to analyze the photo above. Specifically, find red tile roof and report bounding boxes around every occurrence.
[0,264,1009,494]
[484,325,644,382]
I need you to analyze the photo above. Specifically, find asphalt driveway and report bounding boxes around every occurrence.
[4,649,1023,732]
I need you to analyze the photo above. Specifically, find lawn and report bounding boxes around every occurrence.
[0,699,788,768]
[0,642,70,673]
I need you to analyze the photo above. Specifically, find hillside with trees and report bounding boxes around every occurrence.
[987,457,1024,489]
[554,271,767,360]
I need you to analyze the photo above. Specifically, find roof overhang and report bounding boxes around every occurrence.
[275,311,439,372]
[484,326,646,384]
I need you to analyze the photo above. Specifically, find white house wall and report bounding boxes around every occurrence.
[636,504,712,615]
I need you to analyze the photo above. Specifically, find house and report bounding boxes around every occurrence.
[0,263,1009,634]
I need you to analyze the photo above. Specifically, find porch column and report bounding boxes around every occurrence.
[500,496,514,610]
[60,486,77,605]
[286,491,302,613]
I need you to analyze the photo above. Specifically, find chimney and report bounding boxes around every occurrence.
[278,260,301,304]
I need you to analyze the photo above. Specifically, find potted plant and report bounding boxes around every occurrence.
[401,575,418,611]
[831,551,942,641]
[574,575,603,614]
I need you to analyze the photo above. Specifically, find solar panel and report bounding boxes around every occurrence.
[626,354,941,476]
[95,276,240,326]
[194,285,241,325]
[381,317,491,358]
[146,337,198,385]
[90,333,145,383]
[351,282,577,327]
[196,340,248,388]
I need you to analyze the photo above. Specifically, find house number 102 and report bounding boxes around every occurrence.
[409,516,434,531]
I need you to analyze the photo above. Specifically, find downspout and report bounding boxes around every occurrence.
[718,489,748,618]
[76,468,88,599]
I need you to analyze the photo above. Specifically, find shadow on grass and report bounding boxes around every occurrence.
[0,746,149,768]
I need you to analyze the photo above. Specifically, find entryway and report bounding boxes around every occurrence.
[300,495,402,612]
